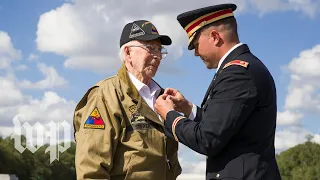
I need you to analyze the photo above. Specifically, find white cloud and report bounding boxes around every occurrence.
[19,63,68,89]
[0,104,22,127]
[176,144,207,178]
[64,55,120,73]
[283,44,320,113]
[276,44,320,150]
[0,61,70,134]
[0,77,24,107]
[36,4,91,56]
[36,0,219,73]
[312,134,320,144]
[0,126,14,137]
[0,72,75,139]
[36,2,123,73]
[177,174,205,180]
[275,127,320,151]
[0,91,76,138]
[288,45,320,78]
[35,0,318,73]
[284,86,305,109]
[0,30,74,148]
[177,154,206,180]
[275,126,311,150]
[188,160,206,174]
[277,110,303,125]
[285,84,320,112]
[250,0,320,17]
[27,53,39,61]
[0,31,22,69]
[16,91,75,123]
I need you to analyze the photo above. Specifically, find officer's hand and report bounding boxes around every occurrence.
[164,88,193,117]
[155,94,175,120]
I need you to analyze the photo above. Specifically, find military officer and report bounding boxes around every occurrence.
[155,3,282,180]
[73,20,181,180]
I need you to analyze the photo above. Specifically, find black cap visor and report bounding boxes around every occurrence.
[188,30,200,50]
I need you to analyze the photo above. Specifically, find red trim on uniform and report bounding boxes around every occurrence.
[223,60,249,69]
[172,116,185,142]
[186,9,233,34]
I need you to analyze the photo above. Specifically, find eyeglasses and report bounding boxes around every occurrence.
[128,44,168,59]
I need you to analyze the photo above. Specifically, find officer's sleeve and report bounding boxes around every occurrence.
[73,87,120,180]
[164,65,258,156]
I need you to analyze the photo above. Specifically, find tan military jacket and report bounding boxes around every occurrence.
[73,64,181,180]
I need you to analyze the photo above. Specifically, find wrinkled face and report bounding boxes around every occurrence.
[193,28,220,69]
[126,39,163,78]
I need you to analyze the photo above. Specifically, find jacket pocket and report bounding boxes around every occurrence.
[124,153,134,171]
[207,156,244,180]
[124,154,137,180]
[255,160,268,180]
[167,152,182,177]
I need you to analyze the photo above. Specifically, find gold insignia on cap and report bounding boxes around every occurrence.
[182,8,235,49]
[142,21,152,27]
[200,21,207,26]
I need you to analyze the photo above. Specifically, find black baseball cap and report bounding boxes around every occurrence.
[119,20,172,47]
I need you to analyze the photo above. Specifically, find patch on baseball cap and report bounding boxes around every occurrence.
[120,20,172,47]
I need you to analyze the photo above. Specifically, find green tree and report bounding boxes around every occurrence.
[306,134,314,142]
[277,141,320,180]
[0,135,77,180]
[0,135,30,179]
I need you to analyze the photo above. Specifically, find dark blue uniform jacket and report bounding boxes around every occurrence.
[165,44,282,180]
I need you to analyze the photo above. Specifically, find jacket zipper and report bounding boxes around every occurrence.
[164,135,171,170]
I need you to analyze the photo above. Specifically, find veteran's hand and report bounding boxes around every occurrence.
[155,94,175,120]
[164,88,193,117]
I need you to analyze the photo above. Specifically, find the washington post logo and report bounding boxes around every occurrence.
[10,114,72,163]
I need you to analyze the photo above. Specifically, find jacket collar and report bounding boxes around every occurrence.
[200,44,250,107]
[216,44,250,75]
[117,63,164,99]
[117,63,140,100]
[117,63,164,126]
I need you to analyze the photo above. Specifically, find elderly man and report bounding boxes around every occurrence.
[73,20,181,180]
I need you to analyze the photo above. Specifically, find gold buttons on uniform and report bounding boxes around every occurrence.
[216,173,220,178]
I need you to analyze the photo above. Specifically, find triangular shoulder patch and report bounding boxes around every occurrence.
[84,107,105,129]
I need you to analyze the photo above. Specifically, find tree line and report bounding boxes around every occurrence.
[0,135,319,180]
[0,135,75,180]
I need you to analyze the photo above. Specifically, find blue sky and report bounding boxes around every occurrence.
[1,0,320,179]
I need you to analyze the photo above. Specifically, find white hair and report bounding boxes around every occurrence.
[119,41,138,63]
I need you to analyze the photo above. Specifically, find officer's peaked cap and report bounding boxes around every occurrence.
[177,3,237,50]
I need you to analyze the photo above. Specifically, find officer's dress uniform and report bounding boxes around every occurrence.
[73,64,181,180]
[165,3,282,180]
